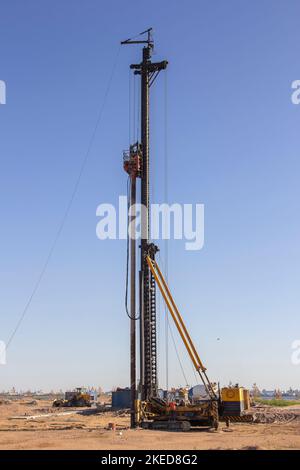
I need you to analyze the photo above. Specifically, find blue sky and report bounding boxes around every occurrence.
[0,0,300,392]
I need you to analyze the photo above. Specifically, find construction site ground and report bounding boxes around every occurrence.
[0,399,300,450]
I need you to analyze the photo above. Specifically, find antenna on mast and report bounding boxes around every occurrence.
[121,27,153,49]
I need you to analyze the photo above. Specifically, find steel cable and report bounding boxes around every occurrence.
[6,45,121,348]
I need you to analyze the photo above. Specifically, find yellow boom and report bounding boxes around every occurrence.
[146,255,217,400]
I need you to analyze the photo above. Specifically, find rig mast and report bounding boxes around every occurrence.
[122,29,168,426]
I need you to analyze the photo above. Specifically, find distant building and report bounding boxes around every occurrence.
[261,390,275,397]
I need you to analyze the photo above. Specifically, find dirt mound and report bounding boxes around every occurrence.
[112,409,130,417]
[252,410,298,424]
[0,400,11,405]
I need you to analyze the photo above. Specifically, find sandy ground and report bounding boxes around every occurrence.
[0,400,300,450]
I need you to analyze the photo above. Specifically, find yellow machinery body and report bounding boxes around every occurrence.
[53,388,92,408]
[221,386,250,417]
[221,387,244,402]
[136,398,219,431]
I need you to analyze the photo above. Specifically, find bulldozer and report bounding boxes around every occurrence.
[53,387,92,408]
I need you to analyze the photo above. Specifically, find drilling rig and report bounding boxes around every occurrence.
[121,29,249,431]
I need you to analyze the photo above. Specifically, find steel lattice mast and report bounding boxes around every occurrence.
[121,29,168,424]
